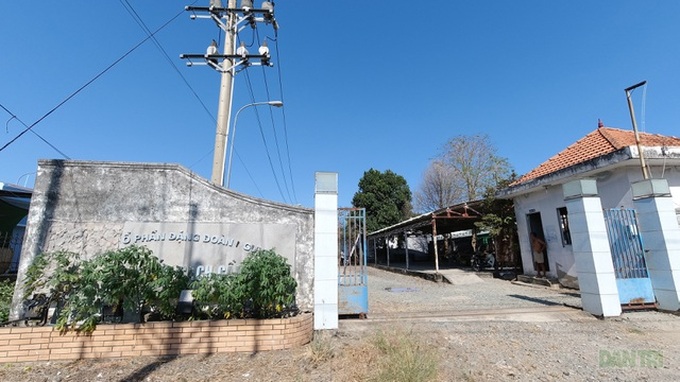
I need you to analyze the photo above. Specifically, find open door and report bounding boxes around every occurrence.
[526,212,549,272]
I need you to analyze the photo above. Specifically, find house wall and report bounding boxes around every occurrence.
[513,165,680,285]
[513,186,577,284]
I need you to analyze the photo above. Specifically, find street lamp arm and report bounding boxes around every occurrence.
[225,101,284,188]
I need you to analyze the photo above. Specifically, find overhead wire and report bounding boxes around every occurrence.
[0,104,71,159]
[226,32,266,195]
[0,8,185,154]
[234,150,265,198]
[119,0,215,124]
[243,68,288,203]
[272,32,298,203]
[255,27,293,203]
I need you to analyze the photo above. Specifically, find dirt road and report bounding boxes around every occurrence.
[1,267,678,381]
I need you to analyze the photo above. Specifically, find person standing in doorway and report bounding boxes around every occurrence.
[530,232,547,278]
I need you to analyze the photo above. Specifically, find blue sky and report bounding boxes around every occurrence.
[2,1,679,208]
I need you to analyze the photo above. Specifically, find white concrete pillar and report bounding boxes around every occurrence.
[632,179,680,311]
[314,172,338,329]
[563,179,621,317]
[404,231,410,270]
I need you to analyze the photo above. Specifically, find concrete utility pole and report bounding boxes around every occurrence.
[181,1,278,187]
[212,0,237,186]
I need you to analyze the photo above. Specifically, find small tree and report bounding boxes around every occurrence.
[418,134,512,207]
[474,174,519,269]
[413,160,461,213]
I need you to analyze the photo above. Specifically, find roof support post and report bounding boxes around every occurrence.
[432,217,440,274]
[404,231,410,270]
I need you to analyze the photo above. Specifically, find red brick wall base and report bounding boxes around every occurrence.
[0,313,313,363]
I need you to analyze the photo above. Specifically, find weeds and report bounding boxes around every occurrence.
[306,331,336,365]
[368,328,439,382]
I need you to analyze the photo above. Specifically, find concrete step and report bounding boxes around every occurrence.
[516,274,561,289]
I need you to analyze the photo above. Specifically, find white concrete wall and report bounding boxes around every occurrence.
[513,186,577,281]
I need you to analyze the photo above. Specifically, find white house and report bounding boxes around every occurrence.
[498,126,680,288]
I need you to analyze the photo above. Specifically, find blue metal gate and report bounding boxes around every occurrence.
[338,208,368,316]
[603,208,655,306]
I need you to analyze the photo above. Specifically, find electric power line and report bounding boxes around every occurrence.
[0,9,185,154]
[243,69,288,203]
[254,28,293,203]
[1,104,71,159]
[273,34,298,203]
[120,0,215,123]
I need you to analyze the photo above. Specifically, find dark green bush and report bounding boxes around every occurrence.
[238,249,298,318]
[192,249,298,319]
[24,246,190,332]
[93,246,190,322]
[191,273,243,319]
[22,247,298,331]
[0,279,14,323]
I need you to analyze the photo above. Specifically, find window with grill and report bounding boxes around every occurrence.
[557,207,572,246]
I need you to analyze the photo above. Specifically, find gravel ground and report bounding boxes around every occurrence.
[1,267,678,381]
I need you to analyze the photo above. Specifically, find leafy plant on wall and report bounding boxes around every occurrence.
[23,251,100,332]
[0,279,15,323]
[23,246,189,332]
[192,249,298,319]
[93,246,189,323]
[22,247,298,332]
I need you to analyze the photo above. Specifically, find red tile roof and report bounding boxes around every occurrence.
[514,127,680,185]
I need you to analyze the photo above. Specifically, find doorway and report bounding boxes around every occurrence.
[526,212,549,272]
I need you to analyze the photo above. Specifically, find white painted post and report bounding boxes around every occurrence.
[314,172,339,329]
[404,231,410,270]
[632,179,680,311]
[563,179,622,317]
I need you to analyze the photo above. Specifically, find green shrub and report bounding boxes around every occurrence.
[22,247,297,331]
[24,251,99,332]
[191,273,243,319]
[192,249,298,319]
[238,249,298,318]
[0,279,15,323]
[23,246,190,332]
[93,246,190,323]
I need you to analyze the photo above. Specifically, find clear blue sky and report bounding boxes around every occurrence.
[2,1,679,208]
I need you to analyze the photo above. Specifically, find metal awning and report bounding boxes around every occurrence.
[367,200,485,239]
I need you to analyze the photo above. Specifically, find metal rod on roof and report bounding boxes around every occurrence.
[625,80,649,180]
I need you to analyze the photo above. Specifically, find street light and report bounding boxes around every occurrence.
[225,100,284,188]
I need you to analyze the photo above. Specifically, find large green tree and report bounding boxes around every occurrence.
[352,169,412,233]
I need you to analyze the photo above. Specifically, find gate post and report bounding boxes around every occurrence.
[632,179,680,311]
[314,172,339,329]
[563,180,621,317]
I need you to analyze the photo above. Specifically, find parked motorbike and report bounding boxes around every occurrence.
[471,251,495,271]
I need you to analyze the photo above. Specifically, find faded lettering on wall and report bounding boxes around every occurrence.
[120,222,296,277]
